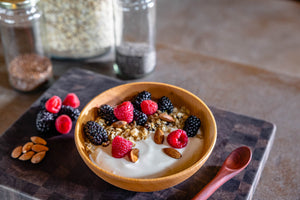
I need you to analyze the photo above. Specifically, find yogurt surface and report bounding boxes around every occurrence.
[90,133,204,178]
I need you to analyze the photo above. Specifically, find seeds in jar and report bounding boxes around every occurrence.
[8,53,52,92]
[115,42,156,78]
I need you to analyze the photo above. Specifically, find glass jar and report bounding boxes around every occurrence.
[0,0,52,92]
[114,0,156,79]
[39,0,115,60]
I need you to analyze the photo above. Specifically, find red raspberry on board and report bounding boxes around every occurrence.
[140,100,158,115]
[62,93,80,108]
[113,101,134,123]
[112,136,133,158]
[45,96,62,114]
[167,129,188,148]
[55,114,72,134]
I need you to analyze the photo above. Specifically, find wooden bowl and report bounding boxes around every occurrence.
[75,82,217,192]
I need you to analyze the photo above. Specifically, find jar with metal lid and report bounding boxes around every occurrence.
[0,0,52,92]
[39,0,115,60]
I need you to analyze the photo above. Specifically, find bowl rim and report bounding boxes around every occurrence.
[75,81,217,182]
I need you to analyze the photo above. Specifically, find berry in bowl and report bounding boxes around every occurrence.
[75,82,217,192]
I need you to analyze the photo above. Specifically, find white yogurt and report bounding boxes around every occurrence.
[90,133,204,178]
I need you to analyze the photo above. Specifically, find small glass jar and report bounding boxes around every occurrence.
[114,0,156,79]
[40,0,115,60]
[0,0,52,92]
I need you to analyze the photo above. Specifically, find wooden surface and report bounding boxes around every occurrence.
[0,1,300,199]
[0,68,275,199]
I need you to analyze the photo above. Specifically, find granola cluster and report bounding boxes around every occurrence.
[95,106,190,146]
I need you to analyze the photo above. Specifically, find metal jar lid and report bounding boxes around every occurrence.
[0,0,39,9]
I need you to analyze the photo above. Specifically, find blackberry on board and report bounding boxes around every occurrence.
[84,121,108,145]
[133,109,148,126]
[132,91,151,110]
[59,105,80,121]
[36,110,55,133]
[157,96,174,114]
[39,97,50,110]
[98,104,117,125]
[183,115,201,137]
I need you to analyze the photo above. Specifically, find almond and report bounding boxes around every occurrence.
[19,151,35,161]
[112,121,127,128]
[22,142,34,153]
[154,128,164,144]
[31,151,46,164]
[102,141,110,147]
[129,148,139,163]
[32,144,49,152]
[159,113,175,122]
[30,136,47,145]
[163,148,182,159]
[11,146,22,158]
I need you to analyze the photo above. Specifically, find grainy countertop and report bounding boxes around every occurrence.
[0,0,299,199]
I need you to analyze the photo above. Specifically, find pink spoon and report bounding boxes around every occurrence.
[192,146,252,200]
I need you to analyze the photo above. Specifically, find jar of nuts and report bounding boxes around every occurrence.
[40,0,115,60]
[0,0,53,92]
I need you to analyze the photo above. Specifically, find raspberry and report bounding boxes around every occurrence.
[111,136,133,158]
[183,115,201,137]
[62,93,80,108]
[84,121,108,145]
[167,129,188,148]
[132,91,151,110]
[140,100,158,115]
[45,96,62,114]
[158,96,174,114]
[133,109,148,126]
[113,101,134,123]
[55,114,72,134]
[98,104,118,125]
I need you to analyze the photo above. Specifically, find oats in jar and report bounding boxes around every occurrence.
[40,0,116,59]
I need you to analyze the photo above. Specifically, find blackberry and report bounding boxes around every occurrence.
[84,121,108,145]
[133,109,148,126]
[183,115,201,137]
[98,104,117,125]
[39,97,49,110]
[59,105,80,121]
[158,96,174,114]
[36,110,55,133]
[132,91,151,110]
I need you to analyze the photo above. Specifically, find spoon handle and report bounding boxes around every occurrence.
[191,169,235,200]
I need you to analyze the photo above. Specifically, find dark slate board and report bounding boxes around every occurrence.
[0,68,276,200]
